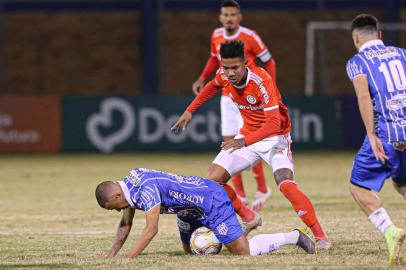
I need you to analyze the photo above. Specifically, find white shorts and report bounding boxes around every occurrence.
[221,95,243,137]
[213,134,293,177]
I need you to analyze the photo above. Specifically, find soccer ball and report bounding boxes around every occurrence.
[190,226,222,255]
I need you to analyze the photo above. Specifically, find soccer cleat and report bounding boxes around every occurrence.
[250,186,272,212]
[241,212,262,236]
[316,238,332,251]
[385,225,405,265]
[294,227,316,254]
[236,194,249,206]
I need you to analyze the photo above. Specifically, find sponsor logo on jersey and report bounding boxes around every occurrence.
[234,102,263,111]
[259,83,270,104]
[168,190,204,204]
[365,47,400,60]
[216,222,228,236]
[246,95,257,104]
[176,176,206,186]
[386,94,406,110]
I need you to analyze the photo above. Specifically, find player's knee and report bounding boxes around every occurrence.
[273,168,294,185]
[207,165,230,183]
[349,183,366,199]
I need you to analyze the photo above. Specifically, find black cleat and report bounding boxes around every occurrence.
[294,227,316,254]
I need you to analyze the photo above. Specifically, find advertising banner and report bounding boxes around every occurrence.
[0,96,61,152]
[285,96,343,149]
[62,96,344,152]
[63,96,222,152]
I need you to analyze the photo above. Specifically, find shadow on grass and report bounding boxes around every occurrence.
[0,263,74,269]
[142,251,186,256]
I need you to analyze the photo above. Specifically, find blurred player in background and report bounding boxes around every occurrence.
[192,0,275,210]
[346,14,406,265]
[172,40,331,250]
[95,167,315,258]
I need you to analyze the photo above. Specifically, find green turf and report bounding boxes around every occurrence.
[0,152,405,269]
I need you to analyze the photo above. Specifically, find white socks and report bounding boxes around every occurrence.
[368,207,393,234]
[248,231,299,256]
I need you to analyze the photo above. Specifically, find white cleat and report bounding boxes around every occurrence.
[250,186,272,212]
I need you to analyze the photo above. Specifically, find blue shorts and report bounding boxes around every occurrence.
[177,188,243,245]
[351,136,406,192]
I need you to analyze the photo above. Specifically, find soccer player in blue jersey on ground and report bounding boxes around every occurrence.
[346,14,406,265]
[95,168,315,258]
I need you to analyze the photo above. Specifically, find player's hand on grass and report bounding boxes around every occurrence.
[171,111,192,134]
[367,133,388,163]
[192,77,205,95]
[221,138,245,152]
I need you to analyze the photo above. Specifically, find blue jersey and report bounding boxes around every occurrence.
[118,168,224,220]
[346,39,406,143]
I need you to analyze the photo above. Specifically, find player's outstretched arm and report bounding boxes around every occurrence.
[171,111,192,134]
[172,79,221,134]
[126,204,160,258]
[107,208,135,257]
[353,76,388,163]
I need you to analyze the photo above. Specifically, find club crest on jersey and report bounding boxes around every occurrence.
[246,95,257,104]
[216,222,228,236]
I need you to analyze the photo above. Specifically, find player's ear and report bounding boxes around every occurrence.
[218,13,223,23]
[378,31,382,40]
[111,192,121,200]
[353,32,360,48]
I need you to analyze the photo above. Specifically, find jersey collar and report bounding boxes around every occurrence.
[359,39,384,52]
[233,67,250,89]
[223,26,241,40]
[118,181,135,207]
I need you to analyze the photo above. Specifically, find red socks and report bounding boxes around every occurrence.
[231,173,246,198]
[279,181,327,241]
[222,183,254,222]
[252,162,268,193]
[232,161,267,196]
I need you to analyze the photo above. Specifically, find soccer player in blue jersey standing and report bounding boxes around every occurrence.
[95,168,315,258]
[346,14,406,265]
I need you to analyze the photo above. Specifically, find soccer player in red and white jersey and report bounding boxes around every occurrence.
[192,0,274,211]
[173,41,331,250]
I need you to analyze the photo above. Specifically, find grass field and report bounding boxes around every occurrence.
[0,151,405,270]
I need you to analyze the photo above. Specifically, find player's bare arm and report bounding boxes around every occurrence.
[171,111,192,134]
[353,76,388,163]
[126,204,160,258]
[107,208,135,257]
